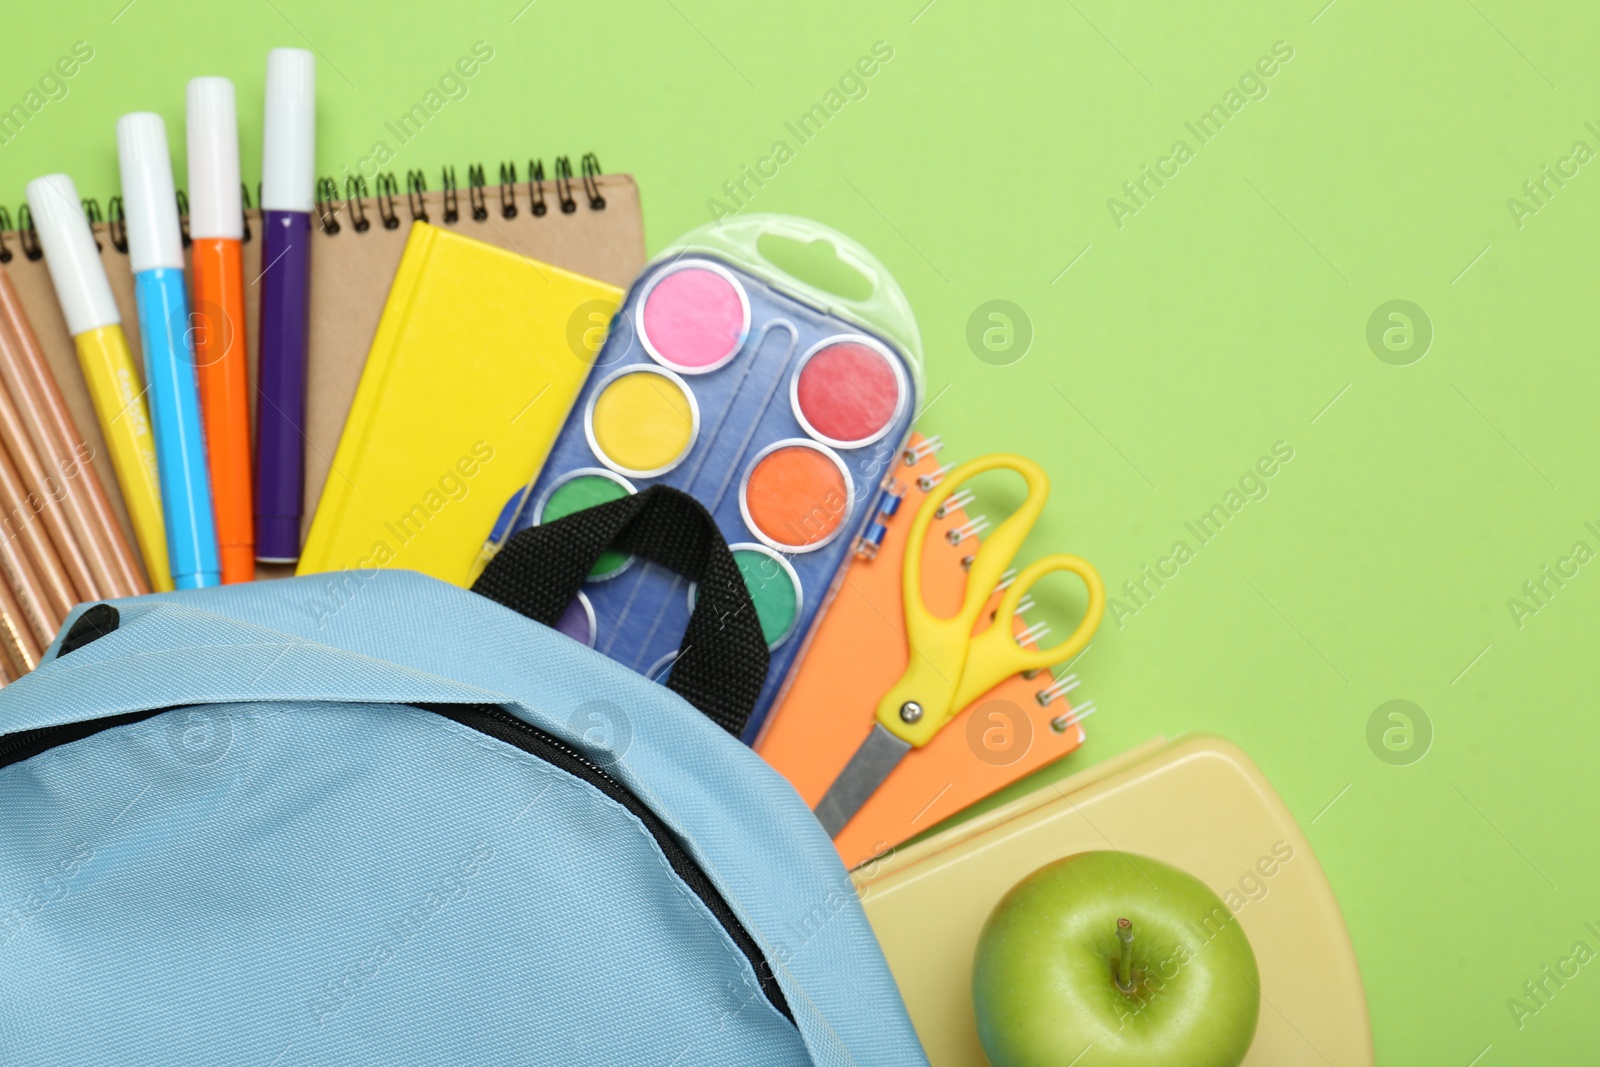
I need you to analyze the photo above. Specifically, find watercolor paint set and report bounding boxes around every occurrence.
[487,216,924,741]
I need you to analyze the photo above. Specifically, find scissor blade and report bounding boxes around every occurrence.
[813,724,913,838]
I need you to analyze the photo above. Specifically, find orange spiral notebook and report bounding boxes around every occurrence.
[756,432,1093,869]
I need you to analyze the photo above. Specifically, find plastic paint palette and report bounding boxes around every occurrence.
[489,254,916,741]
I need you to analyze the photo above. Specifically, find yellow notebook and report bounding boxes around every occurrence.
[299,222,621,586]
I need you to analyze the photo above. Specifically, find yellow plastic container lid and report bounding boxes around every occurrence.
[852,734,1372,1066]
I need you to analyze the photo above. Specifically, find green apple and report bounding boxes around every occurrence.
[972,851,1260,1067]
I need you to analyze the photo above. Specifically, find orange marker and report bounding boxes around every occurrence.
[187,77,253,582]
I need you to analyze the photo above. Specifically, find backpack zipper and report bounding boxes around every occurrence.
[0,707,172,769]
[417,702,793,1024]
[0,701,793,1025]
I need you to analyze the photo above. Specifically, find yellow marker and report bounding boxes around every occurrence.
[27,174,172,592]
[74,327,171,591]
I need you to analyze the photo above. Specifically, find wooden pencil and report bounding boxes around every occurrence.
[0,378,79,618]
[0,271,147,598]
[0,289,101,601]
[0,441,60,643]
[0,562,40,674]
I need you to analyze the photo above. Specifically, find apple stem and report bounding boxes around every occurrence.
[1115,917,1134,993]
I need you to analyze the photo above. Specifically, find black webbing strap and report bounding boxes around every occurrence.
[471,485,769,736]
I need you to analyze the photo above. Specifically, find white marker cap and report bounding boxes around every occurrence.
[186,77,242,240]
[25,173,120,335]
[261,48,315,212]
[115,112,185,273]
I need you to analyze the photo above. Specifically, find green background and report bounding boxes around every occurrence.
[6,2,1596,1062]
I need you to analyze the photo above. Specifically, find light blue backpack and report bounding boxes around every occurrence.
[0,488,926,1065]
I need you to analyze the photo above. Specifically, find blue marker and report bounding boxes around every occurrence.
[116,112,220,589]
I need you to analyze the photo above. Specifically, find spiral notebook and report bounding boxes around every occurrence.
[0,156,644,579]
[755,433,1094,869]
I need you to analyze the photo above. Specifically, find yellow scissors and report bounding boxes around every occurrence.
[813,454,1105,838]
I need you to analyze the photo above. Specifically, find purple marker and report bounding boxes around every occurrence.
[255,47,315,563]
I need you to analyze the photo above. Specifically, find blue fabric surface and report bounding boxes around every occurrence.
[0,571,927,1065]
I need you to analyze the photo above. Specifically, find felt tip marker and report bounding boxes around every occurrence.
[255,47,315,563]
[187,77,254,583]
[25,173,174,593]
[116,112,221,590]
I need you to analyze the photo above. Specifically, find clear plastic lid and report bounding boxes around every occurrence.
[660,214,924,399]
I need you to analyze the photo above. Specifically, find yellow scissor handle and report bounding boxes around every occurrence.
[951,553,1104,714]
[876,453,1053,747]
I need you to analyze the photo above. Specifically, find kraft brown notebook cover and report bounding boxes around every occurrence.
[1,167,645,580]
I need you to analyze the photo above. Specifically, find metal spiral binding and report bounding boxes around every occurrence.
[81,199,104,253]
[918,462,954,492]
[466,164,488,221]
[1037,671,1081,707]
[374,173,400,230]
[935,487,975,519]
[945,514,989,545]
[29,155,610,261]
[527,159,547,217]
[107,197,127,254]
[1050,698,1095,734]
[0,207,12,263]
[581,153,606,209]
[554,156,577,214]
[1016,590,1050,677]
[314,177,342,233]
[406,170,429,223]
[175,190,191,247]
[1016,619,1051,648]
[904,435,943,465]
[17,207,40,261]
[1039,667,1095,736]
[440,166,459,223]
[495,162,517,219]
[344,176,370,232]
